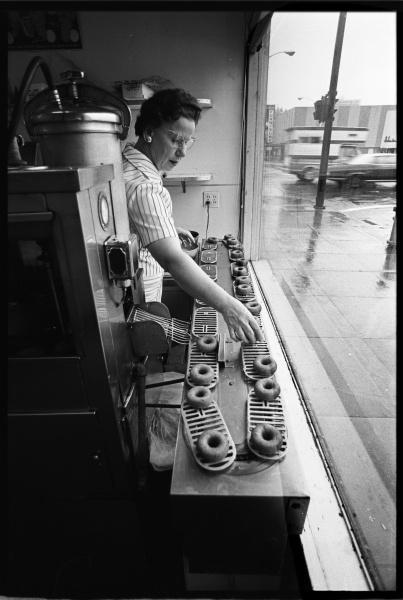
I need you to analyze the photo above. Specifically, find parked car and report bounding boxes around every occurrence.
[327,152,396,188]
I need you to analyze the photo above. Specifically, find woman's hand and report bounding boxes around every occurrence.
[148,237,264,346]
[221,296,264,345]
[176,226,195,247]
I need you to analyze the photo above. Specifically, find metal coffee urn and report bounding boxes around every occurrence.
[24,69,131,235]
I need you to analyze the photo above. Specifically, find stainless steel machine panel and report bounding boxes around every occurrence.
[8,165,140,499]
[8,411,115,499]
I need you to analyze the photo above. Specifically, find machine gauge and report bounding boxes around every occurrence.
[98,192,110,230]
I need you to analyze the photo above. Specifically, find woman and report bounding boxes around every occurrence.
[122,88,262,345]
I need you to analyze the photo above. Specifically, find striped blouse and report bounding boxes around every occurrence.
[122,145,179,279]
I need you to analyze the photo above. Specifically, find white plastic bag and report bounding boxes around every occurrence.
[148,406,180,471]
[145,379,183,471]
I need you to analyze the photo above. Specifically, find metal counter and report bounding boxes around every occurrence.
[170,242,310,591]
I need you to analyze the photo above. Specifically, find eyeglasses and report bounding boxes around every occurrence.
[167,129,196,150]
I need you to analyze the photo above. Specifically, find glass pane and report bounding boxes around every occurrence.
[259,11,396,590]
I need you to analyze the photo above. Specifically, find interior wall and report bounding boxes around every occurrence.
[8,10,248,238]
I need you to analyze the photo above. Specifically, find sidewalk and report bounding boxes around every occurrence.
[255,177,396,590]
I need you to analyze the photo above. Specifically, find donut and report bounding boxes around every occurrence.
[187,386,212,409]
[235,258,247,267]
[207,236,219,244]
[250,423,282,457]
[255,377,281,402]
[253,354,277,377]
[230,249,244,260]
[227,239,239,248]
[190,363,215,386]
[223,233,234,240]
[233,266,248,277]
[245,301,262,315]
[236,283,252,296]
[196,429,229,462]
[196,335,218,353]
[235,275,251,286]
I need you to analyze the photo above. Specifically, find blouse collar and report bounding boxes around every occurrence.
[123,144,162,183]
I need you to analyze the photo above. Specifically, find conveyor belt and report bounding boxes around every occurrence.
[179,240,288,471]
[171,240,310,556]
[186,340,219,389]
[181,396,236,472]
[246,388,288,462]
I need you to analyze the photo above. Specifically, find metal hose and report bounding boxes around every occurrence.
[8,56,59,150]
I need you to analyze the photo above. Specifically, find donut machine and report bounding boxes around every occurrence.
[170,237,310,591]
[8,164,144,500]
[7,61,147,501]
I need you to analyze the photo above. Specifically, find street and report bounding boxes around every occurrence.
[266,162,396,204]
[258,161,396,590]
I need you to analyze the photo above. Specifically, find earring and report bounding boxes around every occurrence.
[144,135,152,143]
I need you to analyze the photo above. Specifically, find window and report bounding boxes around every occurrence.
[299,136,322,143]
[350,153,374,164]
[257,10,396,591]
[375,154,396,164]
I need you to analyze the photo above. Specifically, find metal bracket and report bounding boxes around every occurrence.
[217,332,240,367]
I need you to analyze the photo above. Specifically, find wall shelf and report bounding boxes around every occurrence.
[163,173,212,193]
[197,99,213,109]
[128,98,212,110]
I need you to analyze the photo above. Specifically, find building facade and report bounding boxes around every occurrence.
[266,101,396,159]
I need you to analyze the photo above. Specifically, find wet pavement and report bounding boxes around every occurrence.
[257,163,396,590]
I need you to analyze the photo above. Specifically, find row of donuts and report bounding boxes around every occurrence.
[183,236,284,464]
[187,334,218,402]
[247,356,283,456]
[183,236,235,466]
[223,238,281,399]
[184,334,232,464]
[186,332,284,461]
[222,234,262,312]
[222,234,285,458]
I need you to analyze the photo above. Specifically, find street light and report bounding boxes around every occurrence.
[269,50,295,58]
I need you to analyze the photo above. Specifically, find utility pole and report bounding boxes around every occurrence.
[315,12,347,209]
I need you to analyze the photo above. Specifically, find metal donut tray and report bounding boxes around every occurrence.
[191,306,218,337]
[232,282,256,303]
[241,340,273,380]
[181,398,236,472]
[201,250,217,264]
[200,264,217,280]
[223,239,241,248]
[230,262,249,278]
[202,241,218,250]
[186,341,219,389]
[246,388,288,462]
[228,251,245,262]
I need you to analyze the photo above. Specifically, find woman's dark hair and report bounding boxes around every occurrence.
[135,88,201,136]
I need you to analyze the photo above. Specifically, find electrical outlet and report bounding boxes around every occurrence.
[203,191,220,208]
